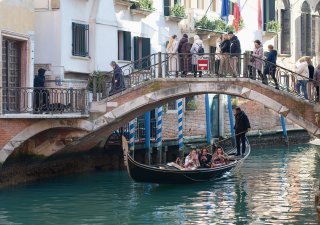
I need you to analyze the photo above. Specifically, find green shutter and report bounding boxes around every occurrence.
[141,38,151,69]
[134,36,140,69]
[164,0,170,16]
[263,0,275,31]
[123,31,131,61]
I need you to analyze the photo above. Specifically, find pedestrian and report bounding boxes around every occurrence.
[314,63,320,102]
[219,34,231,77]
[178,34,192,77]
[262,45,278,89]
[33,68,49,113]
[248,40,263,80]
[228,31,241,77]
[306,56,315,100]
[234,107,251,156]
[190,35,204,78]
[110,61,125,95]
[166,34,179,77]
[214,35,223,75]
[295,57,309,99]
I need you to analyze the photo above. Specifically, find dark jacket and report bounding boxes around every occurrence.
[220,40,230,53]
[178,37,188,54]
[112,64,125,92]
[265,50,277,69]
[308,64,315,80]
[234,110,251,134]
[178,37,192,72]
[34,69,46,88]
[229,36,241,54]
[198,153,212,168]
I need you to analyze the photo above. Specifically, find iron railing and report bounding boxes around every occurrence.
[1,87,87,114]
[89,52,320,103]
[121,118,157,141]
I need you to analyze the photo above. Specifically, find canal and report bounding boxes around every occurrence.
[0,143,319,224]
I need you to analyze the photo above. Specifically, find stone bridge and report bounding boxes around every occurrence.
[0,77,319,164]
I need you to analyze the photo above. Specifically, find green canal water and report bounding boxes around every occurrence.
[0,144,320,225]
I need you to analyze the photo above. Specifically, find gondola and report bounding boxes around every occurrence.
[123,137,251,184]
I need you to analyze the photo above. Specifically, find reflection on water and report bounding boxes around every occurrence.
[0,144,319,225]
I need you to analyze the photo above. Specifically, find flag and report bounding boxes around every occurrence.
[258,0,262,30]
[233,0,241,31]
[221,0,230,23]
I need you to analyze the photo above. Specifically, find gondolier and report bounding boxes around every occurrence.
[234,107,251,156]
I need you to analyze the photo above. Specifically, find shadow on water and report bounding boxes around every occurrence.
[0,144,319,225]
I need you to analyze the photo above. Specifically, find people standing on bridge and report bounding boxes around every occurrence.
[295,57,309,100]
[190,35,204,78]
[178,34,192,77]
[262,45,278,89]
[219,34,231,77]
[166,35,179,77]
[33,68,49,113]
[234,107,251,157]
[110,61,125,95]
[228,31,241,78]
[314,63,320,102]
[248,40,263,80]
[306,56,315,100]
[214,35,222,75]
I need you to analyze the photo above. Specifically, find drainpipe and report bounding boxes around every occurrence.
[227,95,236,146]
[177,99,184,155]
[144,111,151,165]
[205,94,212,145]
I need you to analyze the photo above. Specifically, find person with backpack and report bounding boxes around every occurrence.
[190,35,204,77]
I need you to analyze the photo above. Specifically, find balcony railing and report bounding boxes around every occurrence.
[1,87,87,114]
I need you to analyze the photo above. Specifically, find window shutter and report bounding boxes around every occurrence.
[301,14,307,55]
[134,36,140,68]
[306,14,312,56]
[141,37,151,69]
[268,0,275,21]
[164,0,170,16]
[123,31,131,61]
[263,0,275,31]
[281,9,290,54]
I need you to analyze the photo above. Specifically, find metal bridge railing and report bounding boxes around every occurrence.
[1,87,87,114]
[89,52,320,104]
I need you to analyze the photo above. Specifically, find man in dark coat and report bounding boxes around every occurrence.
[198,148,212,168]
[228,31,241,77]
[110,61,125,95]
[178,34,192,77]
[33,68,49,113]
[262,44,278,89]
[234,107,251,156]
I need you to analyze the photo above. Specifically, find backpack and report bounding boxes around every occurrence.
[197,44,204,55]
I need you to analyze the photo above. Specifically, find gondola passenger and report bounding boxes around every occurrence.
[211,147,228,168]
[184,149,200,170]
[198,148,212,168]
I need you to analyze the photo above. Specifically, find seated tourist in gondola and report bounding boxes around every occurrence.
[198,148,212,168]
[211,146,229,168]
[184,149,200,170]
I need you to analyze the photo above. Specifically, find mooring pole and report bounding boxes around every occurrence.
[129,120,135,159]
[156,106,163,164]
[145,111,151,165]
[227,95,236,146]
[205,94,212,145]
[177,99,184,156]
[280,115,287,138]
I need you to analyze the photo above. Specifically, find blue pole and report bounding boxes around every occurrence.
[205,94,212,145]
[227,95,235,146]
[280,115,287,138]
[177,99,184,150]
[156,106,163,164]
[144,112,151,164]
[128,120,135,158]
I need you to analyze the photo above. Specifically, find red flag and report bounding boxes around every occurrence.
[258,0,262,30]
[233,1,241,31]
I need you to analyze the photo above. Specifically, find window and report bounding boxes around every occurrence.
[314,3,320,56]
[164,0,180,16]
[167,100,177,111]
[133,36,151,69]
[280,9,290,54]
[300,1,311,56]
[263,0,275,31]
[118,31,131,61]
[185,96,197,111]
[72,22,89,57]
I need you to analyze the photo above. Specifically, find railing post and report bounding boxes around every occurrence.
[70,88,74,112]
[93,75,97,101]
[243,51,250,78]
[81,89,87,114]
[158,52,162,78]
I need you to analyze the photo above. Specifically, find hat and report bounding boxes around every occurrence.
[235,106,241,111]
[228,31,234,35]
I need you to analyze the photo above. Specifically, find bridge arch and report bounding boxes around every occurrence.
[67,79,319,153]
[0,119,94,163]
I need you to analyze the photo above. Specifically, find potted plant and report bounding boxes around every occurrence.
[170,4,186,18]
[213,19,227,33]
[186,98,197,111]
[266,20,280,33]
[131,0,154,15]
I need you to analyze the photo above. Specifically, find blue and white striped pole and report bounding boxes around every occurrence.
[128,120,135,159]
[177,99,184,151]
[157,106,163,164]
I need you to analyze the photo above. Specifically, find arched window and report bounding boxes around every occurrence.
[301,1,311,56]
[278,0,290,54]
[313,2,320,56]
